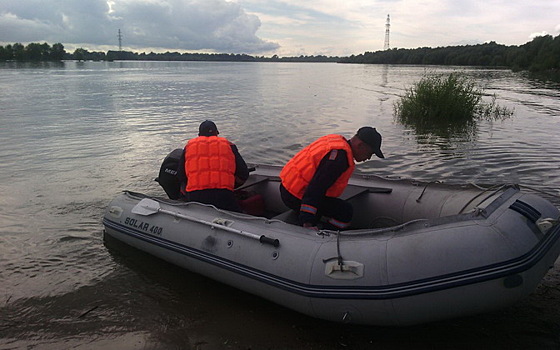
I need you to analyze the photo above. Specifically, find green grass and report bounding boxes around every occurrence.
[394,73,514,137]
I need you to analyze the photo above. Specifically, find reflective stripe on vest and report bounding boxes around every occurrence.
[185,136,236,191]
[280,134,355,199]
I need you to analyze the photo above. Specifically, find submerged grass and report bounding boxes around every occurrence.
[394,73,514,138]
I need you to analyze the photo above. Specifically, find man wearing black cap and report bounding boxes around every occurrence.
[279,127,384,230]
[178,120,249,212]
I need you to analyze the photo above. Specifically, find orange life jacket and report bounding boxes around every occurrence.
[280,134,355,199]
[185,136,236,192]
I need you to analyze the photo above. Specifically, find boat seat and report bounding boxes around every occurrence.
[340,187,369,201]
[341,186,393,201]
[271,210,300,225]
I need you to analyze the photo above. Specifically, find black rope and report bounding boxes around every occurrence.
[336,231,343,266]
[416,181,441,202]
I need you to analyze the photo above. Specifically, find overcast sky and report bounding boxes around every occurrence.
[1,0,559,57]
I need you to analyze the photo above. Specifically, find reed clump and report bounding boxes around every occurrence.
[394,73,513,137]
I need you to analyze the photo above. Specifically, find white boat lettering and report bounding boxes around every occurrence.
[124,217,163,236]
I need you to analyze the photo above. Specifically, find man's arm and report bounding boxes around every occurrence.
[299,149,349,226]
[177,148,187,196]
[231,144,249,187]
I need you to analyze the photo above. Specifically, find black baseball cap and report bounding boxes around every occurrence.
[356,127,384,158]
[198,120,219,136]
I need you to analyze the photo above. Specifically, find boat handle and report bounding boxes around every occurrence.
[509,200,541,223]
[259,235,280,247]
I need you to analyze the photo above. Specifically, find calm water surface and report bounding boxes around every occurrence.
[1,61,560,349]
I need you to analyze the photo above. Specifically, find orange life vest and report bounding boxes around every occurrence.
[185,136,236,192]
[280,134,355,199]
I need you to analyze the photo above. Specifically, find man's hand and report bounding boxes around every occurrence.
[303,222,319,231]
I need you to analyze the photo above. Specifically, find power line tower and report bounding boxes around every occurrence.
[383,14,390,50]
[118,29,123,51]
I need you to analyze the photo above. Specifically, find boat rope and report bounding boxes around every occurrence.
[466,182,560,202]
[337,219,429,237]
[336,231,343,266]
[322,231,344,265]
[458,184,510,214]
[519,184,560,200]
[467,182,504,190]
[416,181,442,202]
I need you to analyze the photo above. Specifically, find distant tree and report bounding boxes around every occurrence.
[0,45,12,60]
[73,48,87,61]
[339,35,559,76]
[12,43,25,61]
[25,42,44,60]
[88,51,106,61]
[0,42,66,61]
[40,43,50,59]
[50,43,65,61]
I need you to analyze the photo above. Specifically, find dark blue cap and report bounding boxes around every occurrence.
[357,127,384,158]
[198,120,219,136]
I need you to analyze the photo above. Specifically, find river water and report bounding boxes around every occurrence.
[1,61,560,349]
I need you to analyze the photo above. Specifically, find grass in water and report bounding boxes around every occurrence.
[394,73,514,138]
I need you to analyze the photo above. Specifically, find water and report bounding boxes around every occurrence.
[1,61,560,349]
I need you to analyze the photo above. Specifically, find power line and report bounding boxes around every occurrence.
[118,29,123,51]
[384,14,390,51]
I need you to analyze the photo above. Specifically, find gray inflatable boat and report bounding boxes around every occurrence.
[103,164,560,326]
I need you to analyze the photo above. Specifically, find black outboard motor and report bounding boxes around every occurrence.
[155,148,184,199]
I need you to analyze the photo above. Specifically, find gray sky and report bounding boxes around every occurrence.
[1,0,559,56]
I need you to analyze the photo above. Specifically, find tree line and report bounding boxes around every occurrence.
[0,42,66,61]
[1,35,558,74]
[0,42,339,63]
[102,50,339,62]
[339,34,560,73]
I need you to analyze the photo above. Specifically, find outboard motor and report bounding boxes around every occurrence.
[155,148,184,199]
